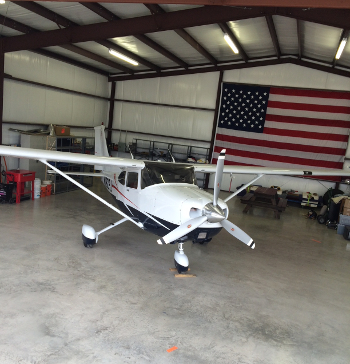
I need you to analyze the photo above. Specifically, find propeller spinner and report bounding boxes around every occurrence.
[157,149,255,249]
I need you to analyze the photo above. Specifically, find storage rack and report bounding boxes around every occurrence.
[129,138,210,187]
[45,136,95,194]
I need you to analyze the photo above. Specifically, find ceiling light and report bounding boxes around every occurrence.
[0,0,5,4]
[224,33,239,54]
[108,49,138,66]
[335,38,347,60]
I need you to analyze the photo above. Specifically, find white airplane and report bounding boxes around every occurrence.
[0,126,348,273]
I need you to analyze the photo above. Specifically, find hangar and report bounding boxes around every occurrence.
[0,1,350,363]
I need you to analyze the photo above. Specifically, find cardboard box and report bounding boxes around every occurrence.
[343,208,350,216]
[344,199,350,209]
[54,126,70,136]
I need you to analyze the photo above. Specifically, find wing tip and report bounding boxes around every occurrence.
[249,239,255,249]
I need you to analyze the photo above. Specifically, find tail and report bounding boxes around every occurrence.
[94,125,109,170]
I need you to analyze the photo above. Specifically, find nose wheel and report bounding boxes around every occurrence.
[174,242,189,274]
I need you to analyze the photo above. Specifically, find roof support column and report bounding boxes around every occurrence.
[107,81,116,145]
[205,70,223,189]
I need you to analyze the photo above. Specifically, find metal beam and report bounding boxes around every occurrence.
[218,22,248,62]
[58,1,350,9]
[13,1,158,72]
[107,82,116,144]
[80,2,188,69]
[0,13,131,74]
[145,3,217,65]
[276,8,350,30]
[1,6,265,53]
[297,19,302,59]
[265,14,281,58]
[108,56,350,81]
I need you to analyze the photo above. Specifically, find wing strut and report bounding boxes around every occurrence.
[40,160,144,229]
[224,174,264,203]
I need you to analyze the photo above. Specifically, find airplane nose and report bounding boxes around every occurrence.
[203,203,226,223]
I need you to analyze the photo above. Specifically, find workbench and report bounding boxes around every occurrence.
[6,170,35,204]
[240,187,288,219]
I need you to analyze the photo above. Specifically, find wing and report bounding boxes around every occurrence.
[0,145,145,169]
[194,164,350,177]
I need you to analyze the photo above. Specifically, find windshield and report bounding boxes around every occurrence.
[141,162,197,188]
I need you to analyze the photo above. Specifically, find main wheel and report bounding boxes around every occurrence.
[317,214,326,224]
[83,241,95,248]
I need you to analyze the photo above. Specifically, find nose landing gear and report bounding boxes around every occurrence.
[174,242,189,274]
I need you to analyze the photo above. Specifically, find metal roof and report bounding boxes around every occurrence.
[1,1,350,81]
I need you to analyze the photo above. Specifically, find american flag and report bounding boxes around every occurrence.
[212,83,350,181]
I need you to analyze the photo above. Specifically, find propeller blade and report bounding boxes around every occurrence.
[221,219,255,249]
[213,149,226,206]
[157,215,207,244]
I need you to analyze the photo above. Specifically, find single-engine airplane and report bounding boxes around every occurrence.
[0,126,349,273]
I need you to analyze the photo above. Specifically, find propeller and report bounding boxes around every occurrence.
[157,149,255,249]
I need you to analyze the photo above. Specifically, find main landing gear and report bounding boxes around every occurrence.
[174,242,189,274]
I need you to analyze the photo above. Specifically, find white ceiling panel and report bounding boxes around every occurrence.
[146,30,208,65]
[160,4,201,12]
[100,2,150,19]
[74,41,148,71]
[37,1,107,25]
[228,17,275,58]
[0,26,23,37]
[273,15,298,55]
[43,46,118,74]
[0,2,58,31]
[109,36,178,68]
[302,21,342,62]
[185,24,241,63]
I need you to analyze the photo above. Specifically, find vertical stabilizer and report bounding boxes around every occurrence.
[94,125,109,170]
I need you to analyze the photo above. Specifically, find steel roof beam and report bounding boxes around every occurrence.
[0,13,132,74]
[218,22,248,62]
[276,8,350,30]
[80,2,188,69]
[144,3,217,65]
[265,15,281,58]
[1,6,267,52]
[108,56,350,81]
[13,1,160,72]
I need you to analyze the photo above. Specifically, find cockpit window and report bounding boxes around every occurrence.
[141,162,196,188]
[127,172,139,189]
[118,171,126,185]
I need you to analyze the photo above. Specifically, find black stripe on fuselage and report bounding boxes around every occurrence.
[111,194,222,241]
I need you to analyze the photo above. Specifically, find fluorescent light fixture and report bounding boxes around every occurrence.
[224,33,239,54]
[108,49,138,66]
[335,38,347,60]
[0,0,5,4]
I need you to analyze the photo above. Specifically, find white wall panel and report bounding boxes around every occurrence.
[44,90,73,125]
[113,101,214,142]
[5,50,109,97]
[116,72,220,109]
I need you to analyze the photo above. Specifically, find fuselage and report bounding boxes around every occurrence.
[101,162,228,242]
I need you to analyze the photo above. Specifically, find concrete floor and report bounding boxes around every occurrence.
[0,180,349,364]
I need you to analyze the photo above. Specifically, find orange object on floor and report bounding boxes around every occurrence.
[6,170,35,204]
[46,184,52,196]
[40,185,47,197]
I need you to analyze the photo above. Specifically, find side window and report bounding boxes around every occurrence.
[127,172,139,189]
[118,171,126,185]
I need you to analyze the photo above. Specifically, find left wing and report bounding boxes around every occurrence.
[0,145,145,169]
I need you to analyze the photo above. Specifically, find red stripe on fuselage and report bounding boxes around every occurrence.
[112,184,139,208]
